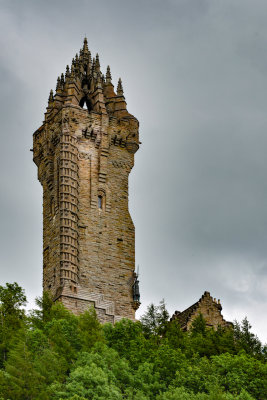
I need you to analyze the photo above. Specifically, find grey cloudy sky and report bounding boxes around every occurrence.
[0,0,267,341]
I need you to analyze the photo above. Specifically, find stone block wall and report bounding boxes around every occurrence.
[171,291,232,331]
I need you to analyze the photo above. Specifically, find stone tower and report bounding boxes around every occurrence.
[33,38,140,323]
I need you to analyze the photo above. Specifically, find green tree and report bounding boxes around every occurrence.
[77,307,104,351]
[103,318,152,368]
[29,291,54,330]
[0,283,265,400]
[153,344,188,386]
[51,363,123,400]
[173,352,266,399]
[44,314,80,364]
[74,344,133,392]
[131,362,163,398]
[140,299,169,337]
[190,313,207,336]
[164,319,187,350]
[234,318,264,359]
[158,386,255,399]
[0,282,27,367]
[0,340,47,400]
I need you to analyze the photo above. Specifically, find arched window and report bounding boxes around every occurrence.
[79,96,92,111]
[98,195,103,209]
[97,189,106,211]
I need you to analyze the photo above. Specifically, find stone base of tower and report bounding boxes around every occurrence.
[54,285,135,324]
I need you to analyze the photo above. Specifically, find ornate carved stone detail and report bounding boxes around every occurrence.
[111,160,131,170]
[78,151,91,160]
[126,141,139,154]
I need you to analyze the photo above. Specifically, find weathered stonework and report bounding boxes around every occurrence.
[33,39,140,322]
[170,291,232,331]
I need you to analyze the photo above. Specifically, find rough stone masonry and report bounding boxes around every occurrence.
[33,38,141,323]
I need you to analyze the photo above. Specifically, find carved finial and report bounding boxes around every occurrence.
[92,57,96,70]
[95,53,100,72]
[56,76,61,91]
[117,77,124,96]
[96,73,103,89]
[106,65,112,83]
[65,65,70,79]
[70,63,75,78]
[83,36,89,53]
[48,89,53,104]
[74,53,80,75]
[60,73,65,87]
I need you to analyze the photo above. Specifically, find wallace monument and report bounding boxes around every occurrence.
[33,38,140,323]
[33,38,230,329]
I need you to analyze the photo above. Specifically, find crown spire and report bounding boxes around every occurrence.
[65,65,70,79]
[117,78,124,96]
[70,63,75,79]
[106,65,112,83]
[96,72,103,90]
[83,36,89,53]
[88,50,92,71]
[56,76,61,92]
[47,89,54,107]
[95,53,100,72]
[60,73,65,88]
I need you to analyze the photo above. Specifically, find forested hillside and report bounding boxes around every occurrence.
[0,283,266,400]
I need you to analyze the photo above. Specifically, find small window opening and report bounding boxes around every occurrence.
[98,195,103,209]
[79,96,92,111]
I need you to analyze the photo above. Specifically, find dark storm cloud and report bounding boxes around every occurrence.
[0,0,266,341]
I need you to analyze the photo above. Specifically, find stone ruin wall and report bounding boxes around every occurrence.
[187,292,230,330]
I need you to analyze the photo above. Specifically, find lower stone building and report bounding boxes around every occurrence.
[170,291,232,331]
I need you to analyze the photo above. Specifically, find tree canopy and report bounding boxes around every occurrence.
[0,282,266,400]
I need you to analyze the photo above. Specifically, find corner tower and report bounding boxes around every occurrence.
[33,38,140,322]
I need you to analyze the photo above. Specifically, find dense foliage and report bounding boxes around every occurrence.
[0,283,266,400]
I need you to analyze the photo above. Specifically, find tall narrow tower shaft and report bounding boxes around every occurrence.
[33,39,140,322]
